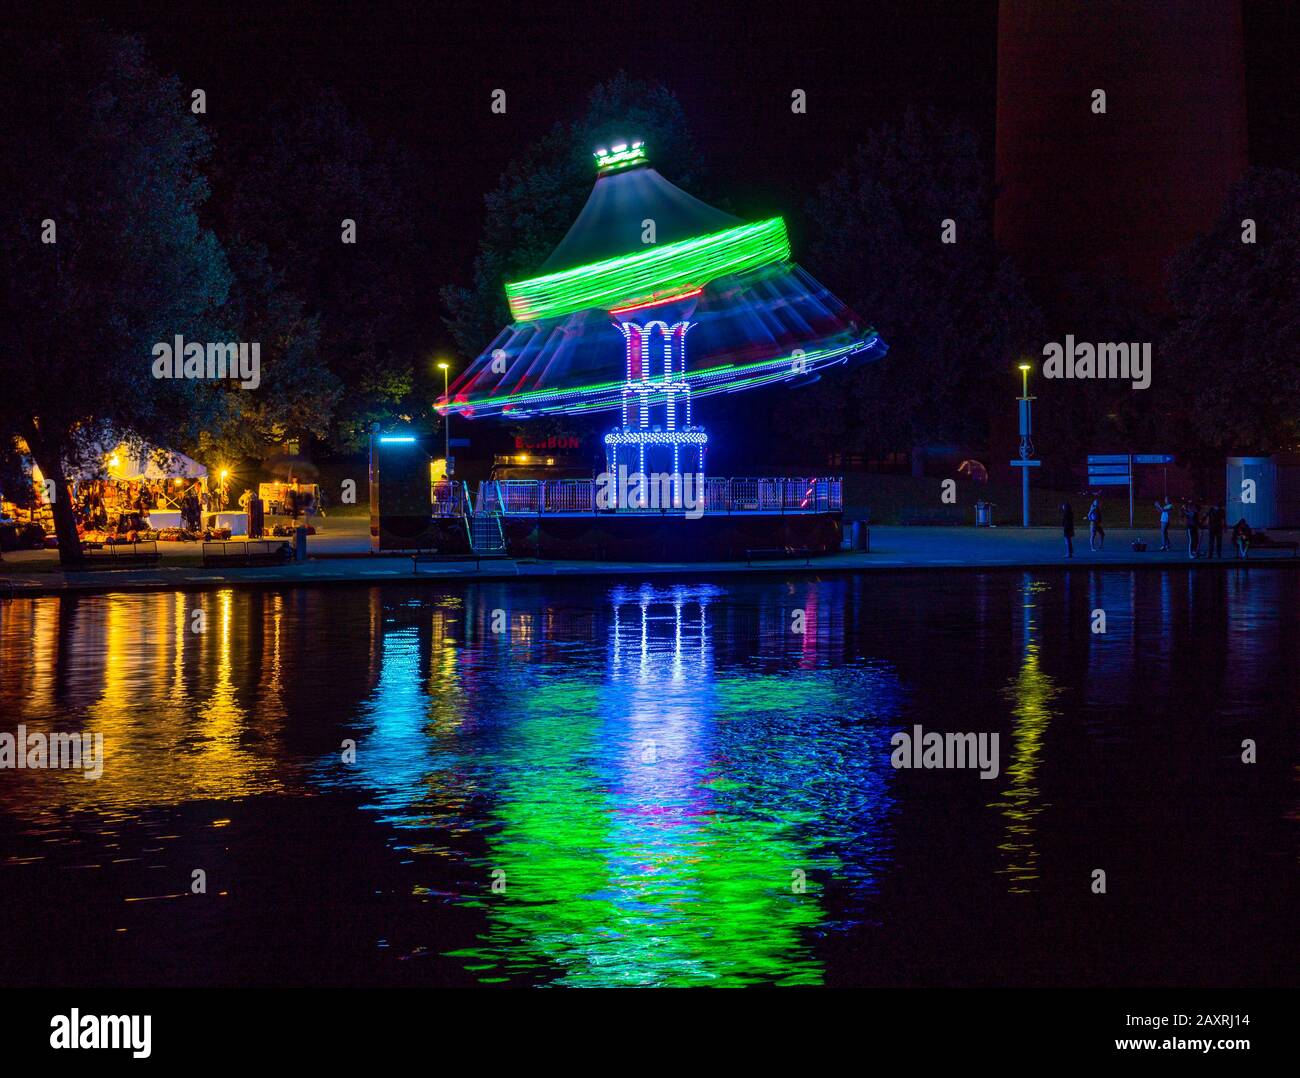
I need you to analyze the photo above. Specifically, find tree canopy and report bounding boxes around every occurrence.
[0,24,234,561]
[786,109,1042,465]
[212,91,430,453]
[1163,167,1300,458]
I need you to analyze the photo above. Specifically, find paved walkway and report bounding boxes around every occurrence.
[2,521,1295,596]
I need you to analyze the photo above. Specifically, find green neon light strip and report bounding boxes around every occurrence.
[437,335,878,418]
[506,217,791,322]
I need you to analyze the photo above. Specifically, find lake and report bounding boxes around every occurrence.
[0,569,1295,987]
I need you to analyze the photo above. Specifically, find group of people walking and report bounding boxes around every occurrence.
[1061,496,1253,559]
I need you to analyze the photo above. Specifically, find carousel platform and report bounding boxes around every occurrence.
[410,476,845,561]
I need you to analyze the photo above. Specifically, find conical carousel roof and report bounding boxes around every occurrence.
[540,164,739,273]
[441,143,885,419]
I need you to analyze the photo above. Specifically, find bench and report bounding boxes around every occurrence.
[411,550,513,573]
[1245,536,1299,558]
[202,540,293,567]
[77,540,161,570]
[412,550,482,573]
[746,546,814,566]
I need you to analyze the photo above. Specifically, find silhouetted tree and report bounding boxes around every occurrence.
[791,110,1042,467]
[1033,270,1163,483]
[0,25,233,564]
[1164,167,1300,460]
[1,24,355,561]
[213,91,427,452]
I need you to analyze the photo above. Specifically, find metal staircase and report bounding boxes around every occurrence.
[463,481,507,556]
[469,511,506,555]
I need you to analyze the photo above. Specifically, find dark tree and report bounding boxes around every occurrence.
[194,242,339,465]
[791,110,1041,467]
[1164,167,1300,459]
[0,25,232,564]
[212,91,427,452]
[1035,270,1162,485]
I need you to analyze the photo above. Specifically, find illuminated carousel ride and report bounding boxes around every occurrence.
[424,141,887,559]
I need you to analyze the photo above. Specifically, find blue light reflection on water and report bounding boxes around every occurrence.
[317,581,901,985]
[0,569,1296,987]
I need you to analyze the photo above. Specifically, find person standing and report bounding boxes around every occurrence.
[1087,497,1105,551]
[248,492,264,539]
[1154,498,1173,550]
[1205,502,1224,558]
[1184,499,1200,559]
[1061,502,1075,558]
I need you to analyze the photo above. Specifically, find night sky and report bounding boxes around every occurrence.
[19,0,1299,357]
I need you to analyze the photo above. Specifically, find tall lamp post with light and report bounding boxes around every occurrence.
[437,361,451,475]
[1010,362,1040,527]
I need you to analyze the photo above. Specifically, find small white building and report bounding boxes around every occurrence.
[1226,455,1300,528]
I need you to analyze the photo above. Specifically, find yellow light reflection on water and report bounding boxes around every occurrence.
[989,577,1059,893]
[0,591,291,817]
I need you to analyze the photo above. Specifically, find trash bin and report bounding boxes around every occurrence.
[975,501,994,527]
[293,525,308,562]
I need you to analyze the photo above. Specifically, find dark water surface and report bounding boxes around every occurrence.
[0,570,1296,987]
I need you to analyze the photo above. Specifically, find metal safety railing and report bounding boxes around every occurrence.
[543,479,596,513]
[474,477,842,516]
[431,480,471,518]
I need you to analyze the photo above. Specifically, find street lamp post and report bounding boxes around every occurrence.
[437,362,450,474]
[1013,363,1038,528]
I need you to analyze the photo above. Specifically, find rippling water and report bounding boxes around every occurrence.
[0,570,1296,986]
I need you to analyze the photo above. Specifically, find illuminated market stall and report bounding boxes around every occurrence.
[66,442,212,541]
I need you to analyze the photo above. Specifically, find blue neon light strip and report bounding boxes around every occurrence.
[439,335,880,419]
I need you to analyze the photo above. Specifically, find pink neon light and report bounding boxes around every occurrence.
[608,287,703,316]
[629,326,643,381]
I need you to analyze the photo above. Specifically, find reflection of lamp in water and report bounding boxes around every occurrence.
[989,575,1057,893]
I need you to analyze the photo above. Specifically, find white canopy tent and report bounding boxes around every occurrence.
[66,440,208,481]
